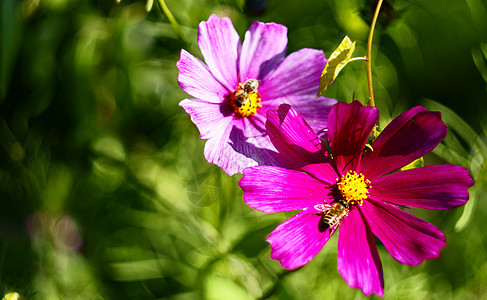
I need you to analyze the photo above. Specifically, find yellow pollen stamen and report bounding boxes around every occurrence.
[336,170,371,205]
[231,86,262,117]
[234,93,261,117]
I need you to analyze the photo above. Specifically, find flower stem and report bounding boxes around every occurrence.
[366,0,384,108]
[349,56,368,62]
[156,0,186,43]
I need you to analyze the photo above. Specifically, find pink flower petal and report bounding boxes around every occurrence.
[203,119,252,175]
[233,112,266,141]
[259,48,327,99]
[203,117,281,176]
[198,15,240,91]
[179,98,233,139]
[265,104,338,184]
[257,48,336,134]
[266,104,324,167]
[284,95,337,133]
[360,107,447,179]
[327,101,379,174]
[240,166,330,213]
[231,116,284,166]
[301,163,339,186]
[362,199,446,266]
[239,21,287,81]
[177,50,229,103]
[267,209,334,269]
[337,207,384,297]
[369,165,474,210]
[267,95,336,133]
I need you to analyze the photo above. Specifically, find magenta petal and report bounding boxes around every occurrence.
[286,95,337,133]
[327,101,379,174]
[240,166,329,213]
[259,48,327,98]
[232,111,266,141]
[267,104,321,153]
[266,104,325,168]
[230,116,283,167]
[337,207,384,297]
[203,116,281,175]
[363,199,446,266]
[361,107,447,179]
[177,50,229,103]
[267,209,333,269]
[239,21,287,81]
[179,99,232,139]
[301,163,339,186]
[369,165,474,210]
[256,48,335,134]
[202,120,252,175]
[268,95,337,133]
[198,15,240,91]
[265,105,338,183]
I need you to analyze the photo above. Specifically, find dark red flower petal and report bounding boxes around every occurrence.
[327,101,378,175]
[369,165,474,209]
[360,107,447,180]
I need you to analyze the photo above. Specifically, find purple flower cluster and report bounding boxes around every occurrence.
[177,15,474,297]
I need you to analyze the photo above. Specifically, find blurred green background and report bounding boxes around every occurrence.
[1,0,486,299]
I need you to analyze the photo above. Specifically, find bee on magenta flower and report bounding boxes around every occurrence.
[239,101,474,297]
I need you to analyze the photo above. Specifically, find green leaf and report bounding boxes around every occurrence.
[317,36,356,97]
[400,157,424,171]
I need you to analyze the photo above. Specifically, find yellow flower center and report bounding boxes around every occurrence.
[336,170,371,205]
[230,82,262,118]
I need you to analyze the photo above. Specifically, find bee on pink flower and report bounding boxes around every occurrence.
[177,15,336,175]
[239,101,474,297]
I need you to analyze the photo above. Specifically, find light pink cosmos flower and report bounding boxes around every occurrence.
[239,101,474,296]
[178,15,336,175]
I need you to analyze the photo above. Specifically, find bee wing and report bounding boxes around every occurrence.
[314,203,331,212]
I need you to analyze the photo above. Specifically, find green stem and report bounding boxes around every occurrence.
[157,0,186,43]
[349,56,367,62]
[366,0,384,108]
[145,0,154,11]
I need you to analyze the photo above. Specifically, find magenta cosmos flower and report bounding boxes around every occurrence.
[239,101,474,296]
[177,15,336,175]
